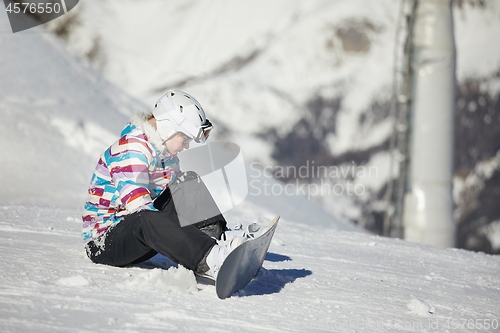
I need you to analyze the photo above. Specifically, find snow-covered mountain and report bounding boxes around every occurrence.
[1,4,500,332]
[46,0,500,253]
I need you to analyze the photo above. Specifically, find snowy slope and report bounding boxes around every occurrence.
[1,5,500,333]
[1,205,499,332]
[0,10,142,207]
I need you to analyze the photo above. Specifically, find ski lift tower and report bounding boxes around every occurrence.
[403,0,456,247]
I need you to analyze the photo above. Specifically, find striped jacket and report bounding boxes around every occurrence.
[82,113,180,242]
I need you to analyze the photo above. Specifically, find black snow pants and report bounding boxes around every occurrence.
[85,171,226,272]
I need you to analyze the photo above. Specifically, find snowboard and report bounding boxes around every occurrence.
[215,216,280,299]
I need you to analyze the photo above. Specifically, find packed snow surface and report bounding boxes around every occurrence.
[1,205,499,332]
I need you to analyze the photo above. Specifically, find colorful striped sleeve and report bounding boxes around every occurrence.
[107,135,157,213]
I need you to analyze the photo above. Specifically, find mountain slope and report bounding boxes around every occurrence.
[0,10,142,207]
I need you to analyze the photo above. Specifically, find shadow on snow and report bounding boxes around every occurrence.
[265,252,292,262]
[136,252,310,296]
[235,267,312,297]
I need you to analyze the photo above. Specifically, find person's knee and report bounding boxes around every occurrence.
[141,210,181,228]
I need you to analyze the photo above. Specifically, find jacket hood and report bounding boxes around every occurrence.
[126,112,166,153]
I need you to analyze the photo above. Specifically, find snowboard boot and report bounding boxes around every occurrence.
[195,222,262,279]
[195,235,246,280]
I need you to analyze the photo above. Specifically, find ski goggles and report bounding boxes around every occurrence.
[181,121,212,144]
[197,118,213,143]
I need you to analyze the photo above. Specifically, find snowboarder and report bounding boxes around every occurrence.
[82,90,244,279]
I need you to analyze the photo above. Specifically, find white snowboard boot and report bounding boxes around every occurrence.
[195,223,261,280]
[205,235,246,280]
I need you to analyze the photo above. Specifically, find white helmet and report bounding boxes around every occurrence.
[153,90,213,143]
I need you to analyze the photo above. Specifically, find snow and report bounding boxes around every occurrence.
[406,299,435,317]
[1,5,500,333]
[481,220,500,251]
[0,11,142,207]
[454,1,500,80]
[1,205,499,332]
